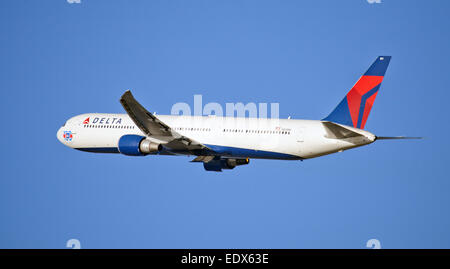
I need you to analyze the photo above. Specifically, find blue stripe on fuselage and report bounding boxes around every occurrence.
[75,145,301,160]
[204,144,302,160]
[75,147,120,153]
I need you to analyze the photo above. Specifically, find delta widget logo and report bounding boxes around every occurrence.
[63,131,73,142]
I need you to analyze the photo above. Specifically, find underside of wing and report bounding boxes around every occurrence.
[190,156,216,163]
[120,90,208,151]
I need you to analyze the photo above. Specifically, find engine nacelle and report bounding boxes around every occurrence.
[139,139,162,154]
[203,158,250,172]
[225,158,250,168]
[118,135,162,156]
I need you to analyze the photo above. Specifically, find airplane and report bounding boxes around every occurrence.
[56,56,420,171]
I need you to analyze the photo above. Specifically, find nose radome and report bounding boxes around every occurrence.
[57,127,64,143]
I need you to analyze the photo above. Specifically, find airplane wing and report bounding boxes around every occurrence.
[321,121,364,139]
[120,90,208,151]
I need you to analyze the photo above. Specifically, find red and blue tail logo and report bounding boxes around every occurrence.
[323,56,391,129]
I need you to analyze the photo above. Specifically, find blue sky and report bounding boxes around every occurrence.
[1,0,449,248]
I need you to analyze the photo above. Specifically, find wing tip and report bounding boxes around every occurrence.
[120,90,134,103]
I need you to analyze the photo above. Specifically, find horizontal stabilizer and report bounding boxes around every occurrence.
[322,121,364,139]
[376,136,423,140]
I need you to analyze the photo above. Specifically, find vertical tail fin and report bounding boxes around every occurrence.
[323,56,391,129]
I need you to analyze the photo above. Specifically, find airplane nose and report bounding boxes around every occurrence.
[56,127,64,143]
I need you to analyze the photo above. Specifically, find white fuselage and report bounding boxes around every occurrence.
[57,113,376,160]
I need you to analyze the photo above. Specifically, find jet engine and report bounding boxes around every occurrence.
[203,158,250,172]
[118,135,162,156]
